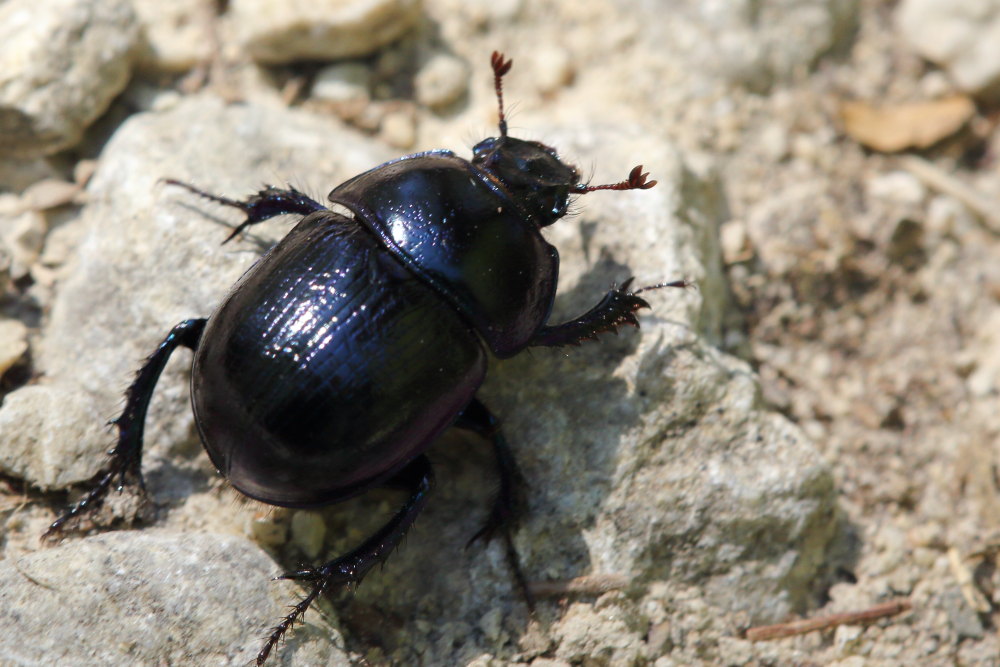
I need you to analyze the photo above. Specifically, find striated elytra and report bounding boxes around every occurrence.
[46,52,687,665]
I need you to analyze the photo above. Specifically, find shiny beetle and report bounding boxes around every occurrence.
[47,52,686,664]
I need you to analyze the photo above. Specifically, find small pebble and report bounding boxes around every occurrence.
[290,510,326,559]
[312,63,371,105]
[245,511,288,547]
[380,109,417,149]
[415,54,469,110]
[0,319,28,376]
[531,46,573,95]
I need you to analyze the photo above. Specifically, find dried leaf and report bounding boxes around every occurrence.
[840,96,975,152]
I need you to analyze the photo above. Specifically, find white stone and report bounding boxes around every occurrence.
[312,62,372,104]
[0,0,138,156]
[0,319,27,376]
[415,53,469,109]
[131,0,213,72]
[232,0,422,64]
[898,0,1000,98]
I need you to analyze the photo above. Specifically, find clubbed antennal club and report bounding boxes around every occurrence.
[575,165,657,194]
[491,51,513,138]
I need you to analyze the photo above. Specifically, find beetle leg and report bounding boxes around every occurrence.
[455,398,535,612]
[44,318,207,537]
[163,179,326,243]
[529,278,690,348]
[257,455,435,666]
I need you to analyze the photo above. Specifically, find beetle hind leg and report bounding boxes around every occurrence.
[44,318,206,537]
[256,455,434,666]
[163,179,327,243]
[456,398,535,611]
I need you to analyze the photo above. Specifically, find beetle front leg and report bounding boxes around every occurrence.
[530,278,689,348]
[163,180,327,243]
[44,318,207,537]
[455,398,535,611]
[257,455,434,666]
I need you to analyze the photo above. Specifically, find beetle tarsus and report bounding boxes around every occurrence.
[529,278,691,348]
[257,456,434,665]
[44,318,206,537]
[163,180,326,243]
[528,279,661,347]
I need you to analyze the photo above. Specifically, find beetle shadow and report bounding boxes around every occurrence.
[166,197,292,254]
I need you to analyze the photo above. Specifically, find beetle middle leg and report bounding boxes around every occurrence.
[45,318,207,536]
[257,455,435,666]
[529,278,690,348]
[163,179,327,243]
[455,398,535,611]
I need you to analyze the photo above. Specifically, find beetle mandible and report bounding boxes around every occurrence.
[47,51,688,665]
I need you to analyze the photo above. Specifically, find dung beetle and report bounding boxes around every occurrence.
[47,52,687,664]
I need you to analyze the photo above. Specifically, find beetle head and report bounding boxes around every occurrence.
[473,52,656,226]
[472,136,580,226]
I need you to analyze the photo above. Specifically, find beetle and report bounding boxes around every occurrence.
[46,52,687,664]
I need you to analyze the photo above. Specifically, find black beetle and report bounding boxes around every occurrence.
[47,52,687,664]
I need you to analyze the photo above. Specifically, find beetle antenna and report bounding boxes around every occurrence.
[575,165,657,193]
[491,51,513,138]
[633,279,695,295]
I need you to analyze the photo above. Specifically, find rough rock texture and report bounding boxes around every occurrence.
[0,319,27,375]
[652,0,860,92]
[231,0,423,64]
[131,0,214,72]
[0,0,139,156]
[0,531,344,665]
[898,0,1000,99]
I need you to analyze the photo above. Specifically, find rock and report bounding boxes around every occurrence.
[231,0,423,64]
[655,0,859,91]
[0,384,109,488]
[0,156,63,192]
[131,0,214,72]
[290,510,327,559]
[552,601,646,665]
[0,319,28,376]
[897,0,1000,99]
[0,531,345,665]
[0,0,138,156]
[1,92,839,664]
[312,62,372,104]
[0,202,46,279]
[379,108,417,148]
[529,45,574,95]
[415,53,469,110]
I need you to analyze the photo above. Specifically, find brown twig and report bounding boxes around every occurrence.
[745,598,912,641]
[528,573,630,598]
[899,155,1000,234]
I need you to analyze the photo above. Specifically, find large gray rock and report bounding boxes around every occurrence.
[0,531,344,665]
[0,93,839,664]
[0,0,138,156]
